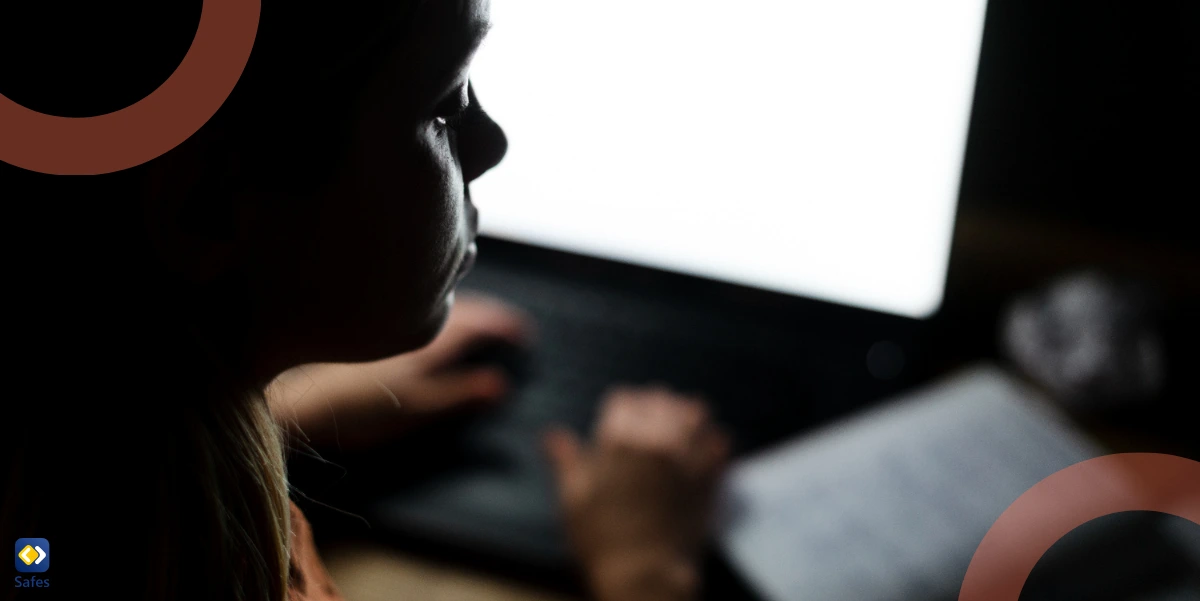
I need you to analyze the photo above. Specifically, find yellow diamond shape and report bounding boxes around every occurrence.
[18,544,36,566]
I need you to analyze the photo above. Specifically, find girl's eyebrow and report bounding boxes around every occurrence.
[432,19,493,94]
[452,20,494,72]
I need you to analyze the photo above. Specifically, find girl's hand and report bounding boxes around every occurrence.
[268,294,533,449]
[544,387,731,601]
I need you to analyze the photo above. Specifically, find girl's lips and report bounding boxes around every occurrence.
[456,240,478,282]
[467,197,480,237]
[456,199,480,282]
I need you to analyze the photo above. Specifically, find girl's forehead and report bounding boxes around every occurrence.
[417,0,491,33]
[386,0,492,84]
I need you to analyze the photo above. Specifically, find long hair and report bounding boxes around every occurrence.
[1,2,423,599]
[0,175,292,600]
[0,232,292,601]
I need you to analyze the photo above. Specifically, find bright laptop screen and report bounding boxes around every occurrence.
[469,1,989,318]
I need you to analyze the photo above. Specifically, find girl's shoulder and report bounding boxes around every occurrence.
[288,502,346,601]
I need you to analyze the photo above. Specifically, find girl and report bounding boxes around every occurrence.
[1,1,727,600]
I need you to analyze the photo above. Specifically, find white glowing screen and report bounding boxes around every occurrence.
[469,1,989,318]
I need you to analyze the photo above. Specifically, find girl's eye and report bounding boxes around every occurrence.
[434,86,470,131]
[435,110,466,131]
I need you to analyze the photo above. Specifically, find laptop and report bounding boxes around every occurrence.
[301,0,993,571]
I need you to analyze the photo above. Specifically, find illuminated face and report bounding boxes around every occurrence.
[245,0,507,365]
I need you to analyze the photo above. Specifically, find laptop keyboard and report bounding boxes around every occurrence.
[457,260,860,456]
[358,253,874,566]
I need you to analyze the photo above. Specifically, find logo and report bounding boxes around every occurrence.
[14,539,49,573]
[0,0,261,175]
[958,453,1200,601]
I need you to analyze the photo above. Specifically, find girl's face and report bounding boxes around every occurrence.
[245,0,506,366]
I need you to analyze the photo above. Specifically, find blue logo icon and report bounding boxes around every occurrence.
[15,539,49,573]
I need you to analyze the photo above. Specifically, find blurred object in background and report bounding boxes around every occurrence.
[1001,270,1166,411]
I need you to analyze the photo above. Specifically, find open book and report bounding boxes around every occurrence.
[716,364,1134,601]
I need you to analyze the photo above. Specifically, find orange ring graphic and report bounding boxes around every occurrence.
[0,0,260,175]
[959,453,1200,601]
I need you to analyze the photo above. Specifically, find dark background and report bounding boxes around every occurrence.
[934,0,1199,464]
[959,0,1198,245]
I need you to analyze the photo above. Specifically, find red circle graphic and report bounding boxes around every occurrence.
[0,0,260,175]
[959,453,1200,601]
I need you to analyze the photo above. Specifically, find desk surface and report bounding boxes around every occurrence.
[323,544,579,601]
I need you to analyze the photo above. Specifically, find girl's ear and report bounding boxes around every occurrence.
[141,128,251,285]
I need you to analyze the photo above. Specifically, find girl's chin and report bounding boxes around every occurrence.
[346,291,457,361]
[415,288,456,345]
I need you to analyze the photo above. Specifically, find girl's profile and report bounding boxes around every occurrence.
[1,2,727,600]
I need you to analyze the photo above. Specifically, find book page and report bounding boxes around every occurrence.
[716,365,1122,601]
